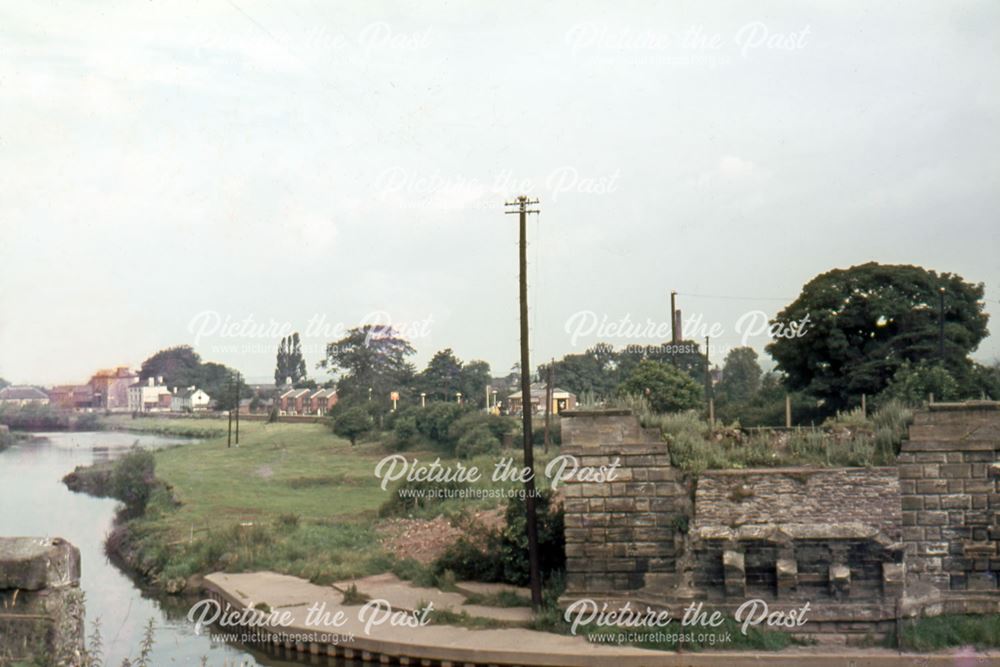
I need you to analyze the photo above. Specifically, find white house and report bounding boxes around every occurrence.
[127,377,173,412]
[171,387,211,412]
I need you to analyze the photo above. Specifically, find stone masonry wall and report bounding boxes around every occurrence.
[898,403,1000,598]
[0,537,84,665]
[561,410,689,595]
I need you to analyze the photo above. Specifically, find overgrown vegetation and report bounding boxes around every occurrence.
[385,403,517,457]
[616,395,914,473]
[0,404,101,431]
[894,614,1000,651]
[432,491,565,586]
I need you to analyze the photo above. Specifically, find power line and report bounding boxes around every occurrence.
[676,291,794,302]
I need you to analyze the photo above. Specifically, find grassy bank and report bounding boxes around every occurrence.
[98,414,227,439]
[92,418,560,591]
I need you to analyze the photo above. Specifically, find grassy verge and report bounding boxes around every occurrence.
[83,418,561,593]
[895,614,1000,651]
[99,414,227,439]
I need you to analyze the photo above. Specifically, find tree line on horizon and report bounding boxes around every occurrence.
[127,262,1000,427]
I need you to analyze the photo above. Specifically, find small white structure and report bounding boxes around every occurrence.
[171,387,211,412]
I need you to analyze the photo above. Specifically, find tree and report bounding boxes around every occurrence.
[274,332,307,386]
[140,346,202,386]
[0,377,8,390]
[544,343,620,398]
[418,349,464,402]
[459,360,491,407]
[716,347,762,405]
[322,325,416,406]
[767,263,989,411]
[332,406,372,446]
[618,360,702,413]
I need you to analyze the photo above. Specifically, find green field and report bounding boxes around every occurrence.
[108,417,558,587]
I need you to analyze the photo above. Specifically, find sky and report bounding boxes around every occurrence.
[1,1,998,386]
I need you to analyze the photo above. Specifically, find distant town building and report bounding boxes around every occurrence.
[0,386,51,407]
[279,388,312,415]
[310,388,338,415]
[89,367,137,411]
[127,377,172,413]
[171,387,211,412]
[508,383,577,416]
[46,385,94,410]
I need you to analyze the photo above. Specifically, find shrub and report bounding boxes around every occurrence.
[433,491,565,586]
[618,361,702,413]
[455,425,500,459]
[110,447,156,516]
[388,413,421,450]
[332,406,373,446]
[498,491,565,585]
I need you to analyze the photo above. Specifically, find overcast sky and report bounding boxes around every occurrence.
[1,1,998,386]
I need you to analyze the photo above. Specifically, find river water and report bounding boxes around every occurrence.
[0,432,357,666]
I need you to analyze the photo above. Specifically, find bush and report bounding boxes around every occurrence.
[332,406,373,446]
[388,413,422,450]
[387,403,519,455]
[881,361,960,404]
[455,425,501,459]
[111,447,156,516]
[618,361,702,413]
[433,490,565,586]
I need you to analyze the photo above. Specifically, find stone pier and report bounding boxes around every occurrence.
[0,537,84,664]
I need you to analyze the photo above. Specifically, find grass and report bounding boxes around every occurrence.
[106,418,560,589]
[629,400,913,474]
[99,414,227,439]
[122,419,394,584]
[895,614,1000,651]
[464,589,532,607]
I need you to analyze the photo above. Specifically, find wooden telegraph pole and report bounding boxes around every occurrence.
[234,372,241,445]
[504,195,542,609]
[544,358,554,454]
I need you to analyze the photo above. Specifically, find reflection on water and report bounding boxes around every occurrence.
[0,431,362,667]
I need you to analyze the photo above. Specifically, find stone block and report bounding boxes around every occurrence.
[0,537,80,590]
[830,564,851,599]
[776,558,797,597]
[882,562,904,597]
[723,550,745,598]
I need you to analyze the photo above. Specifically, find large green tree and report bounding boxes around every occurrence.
[618,360,702,413]
[322,325,416,405]
[139,345,202,386]
[767,263,988,410]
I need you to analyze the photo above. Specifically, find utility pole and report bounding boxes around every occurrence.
[227,375,233,448]
[544,358,554,454]
[505,195,542,609]
[234,372,241,445]
[704,335,712,426]
[938,287,946,362]
[670,290,678,343]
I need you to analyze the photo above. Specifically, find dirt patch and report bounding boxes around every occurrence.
[377,509,505,565]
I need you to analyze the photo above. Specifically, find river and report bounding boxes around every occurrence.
[0,431,358,666]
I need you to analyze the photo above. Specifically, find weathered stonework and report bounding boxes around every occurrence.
[561,410,689,595]
[898,402,1000,609]
[559,403,1000,646]
[0,537,84,665]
